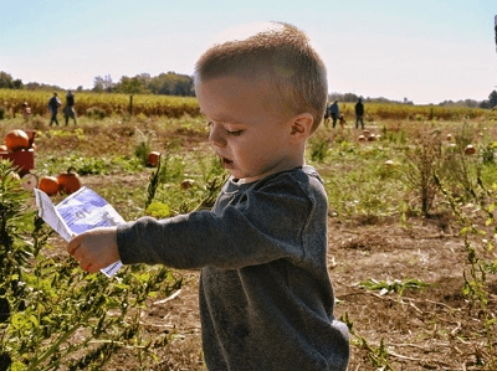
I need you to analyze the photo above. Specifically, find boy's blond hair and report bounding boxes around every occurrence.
[195,22,327,131]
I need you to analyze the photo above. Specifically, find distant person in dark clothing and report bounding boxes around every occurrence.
[329,101,340,128]
[48,92,62,126]
[64,90,77,126]
[355,98,365,129]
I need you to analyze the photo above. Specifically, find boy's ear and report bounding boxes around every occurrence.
[289,113,314,142]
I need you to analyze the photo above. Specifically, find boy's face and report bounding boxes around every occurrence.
[196,76,301,183]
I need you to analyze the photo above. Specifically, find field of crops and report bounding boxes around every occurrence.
[0,88,493,121]
[0,89,199,118]
[1,104,497,370]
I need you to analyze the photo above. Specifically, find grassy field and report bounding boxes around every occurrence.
[1,88,494,121]
[1,109,497,370]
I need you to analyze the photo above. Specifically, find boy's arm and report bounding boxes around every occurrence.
[118,184,312,270]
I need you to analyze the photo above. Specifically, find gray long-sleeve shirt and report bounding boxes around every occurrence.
[117,165,349,370]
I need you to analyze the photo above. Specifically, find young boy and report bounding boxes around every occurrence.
[68,22,349,370]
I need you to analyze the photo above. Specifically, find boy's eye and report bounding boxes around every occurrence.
[207,121,243,136]
[226,129,243,136]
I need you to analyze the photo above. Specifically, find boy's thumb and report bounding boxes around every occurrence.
[67,233,81,255]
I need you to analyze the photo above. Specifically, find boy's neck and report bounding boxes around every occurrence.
[237,154,304,184]
[234,164,304,185]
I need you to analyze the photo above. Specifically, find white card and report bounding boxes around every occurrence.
[34,187,124,277]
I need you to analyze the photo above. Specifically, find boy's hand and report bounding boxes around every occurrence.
[67,226,119,273]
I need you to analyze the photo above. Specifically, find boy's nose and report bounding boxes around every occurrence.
[208,123,227,148]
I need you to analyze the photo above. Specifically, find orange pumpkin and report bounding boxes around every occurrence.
[57,169,81,194]
[4,129,30,151]
[464,144,476,155]
[147,151,161,167]
[38,176,60,196]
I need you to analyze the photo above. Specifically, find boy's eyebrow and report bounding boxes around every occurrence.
[200,112,243,125]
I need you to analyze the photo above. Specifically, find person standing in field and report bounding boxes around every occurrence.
[329,100,340,128]
[354,97,365,129]
[48,92,61,126]
[67,22,349,370]
[63,90,77,126]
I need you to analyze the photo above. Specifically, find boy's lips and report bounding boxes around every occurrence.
[219,155,234,168]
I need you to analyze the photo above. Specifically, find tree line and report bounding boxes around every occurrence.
[329,91,497,109]
[92,72,194,96]
[0,71,195,97]
[0,71,62,91]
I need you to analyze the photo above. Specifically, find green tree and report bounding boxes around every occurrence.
[93,74,115,92]
[488,90,497,108]
[148,72,194,96]
[479,90,497,109]
[0,72,14,88]
[115,74,150,94]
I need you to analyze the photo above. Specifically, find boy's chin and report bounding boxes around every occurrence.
[232,172,265,183]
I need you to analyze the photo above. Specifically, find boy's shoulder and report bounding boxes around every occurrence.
[244,165,325,200]
[263,165,322,184]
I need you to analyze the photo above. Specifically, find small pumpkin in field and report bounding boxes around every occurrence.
[464,144,476,155]
[147,151,161,167]
[180,179,195,190]
[4,129,29,151]
[38,176,60,196]
[57,168,81,194]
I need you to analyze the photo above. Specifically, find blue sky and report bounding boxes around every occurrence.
[1,0,496,104]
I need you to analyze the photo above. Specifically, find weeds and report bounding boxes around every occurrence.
[401,129,442,217]
[435,173,497,369]
[340,312,392,370]
[309,136,331,162]
[146,154,161,209]
[358,278,430,296]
